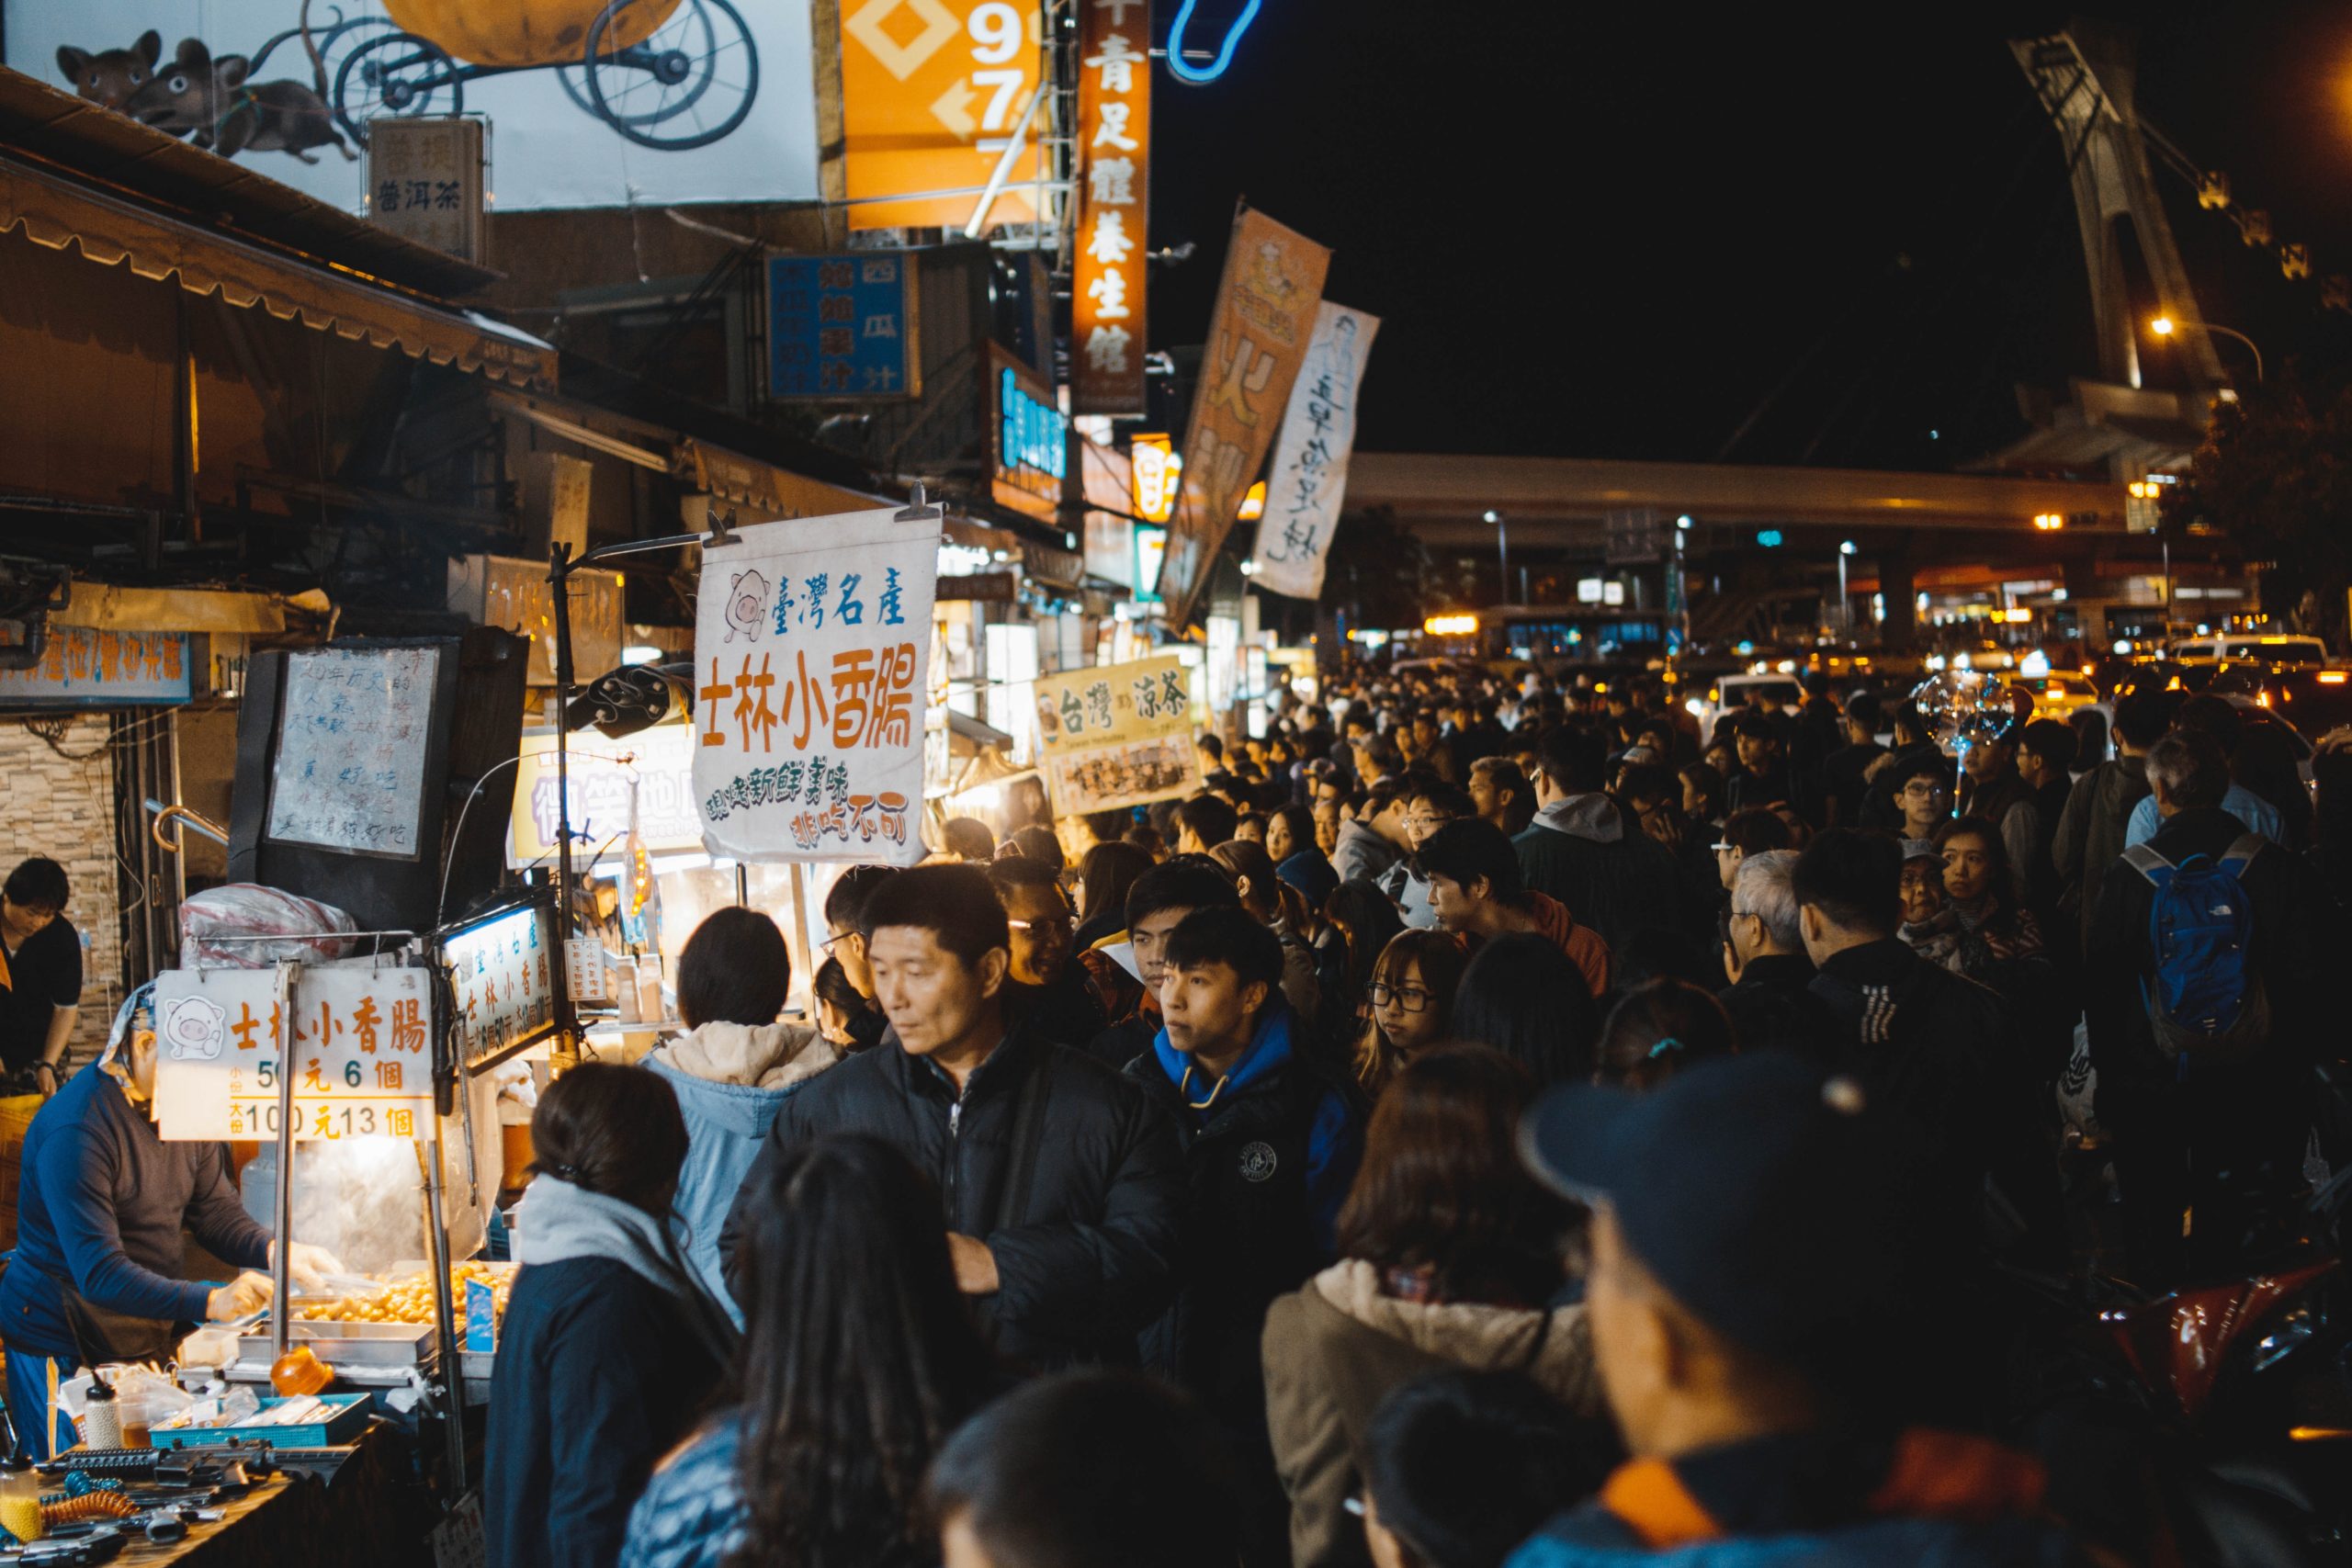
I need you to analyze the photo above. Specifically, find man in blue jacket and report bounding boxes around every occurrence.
[1511,1054,2086,1568]
[0,1004,340,1456]
[1128,906,1362,1568]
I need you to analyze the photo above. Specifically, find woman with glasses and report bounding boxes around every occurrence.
[1351,931,1467,1100]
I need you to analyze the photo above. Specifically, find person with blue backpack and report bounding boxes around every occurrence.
[2086,727,2321,1289]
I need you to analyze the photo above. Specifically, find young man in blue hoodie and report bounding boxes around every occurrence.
[1130,906,1363,1568]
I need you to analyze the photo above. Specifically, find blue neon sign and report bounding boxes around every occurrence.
[1166,0,1265,84]
[1000,367,1068,482]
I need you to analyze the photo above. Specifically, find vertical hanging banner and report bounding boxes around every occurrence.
[693,509,942,863]
[1157,207,1331,627]
[1252,303,1380,602]
[839,0,1045,231]
[1072,0,1152,414]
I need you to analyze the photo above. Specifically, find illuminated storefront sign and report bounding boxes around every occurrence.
[1131,433,1179,523]
[1071,0,1151,413]
[990,345,1068,523]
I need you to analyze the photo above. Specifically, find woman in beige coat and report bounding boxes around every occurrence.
[1262,1046,1602,1568]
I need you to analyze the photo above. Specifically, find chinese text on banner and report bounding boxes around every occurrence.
[838,0,1043,230]
[154,965,438,1143]
[1157,207,1331,627]
[1071,0,1150,414]
[692,509,941,863]
[1252,303,1380,602]
[1031,653,1199,816]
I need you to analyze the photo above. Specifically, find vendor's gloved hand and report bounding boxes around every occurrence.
[206,1271,273,1322]
[270,1241,347,1293]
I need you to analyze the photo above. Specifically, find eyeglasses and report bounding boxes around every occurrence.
[819,930,862,953]
[1900,783,1949,798]
[1369,982,1436,1012]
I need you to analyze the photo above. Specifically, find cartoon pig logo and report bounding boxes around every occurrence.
[158,995,228,1061]
[724,569,770,643]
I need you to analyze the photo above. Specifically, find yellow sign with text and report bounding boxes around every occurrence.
[1032,654,1198,816]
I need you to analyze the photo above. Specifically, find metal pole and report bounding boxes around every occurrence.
[268,961,297,1364]
[548,544,581,1048]
[418,1128,467,1491]
[964,81,1051,239]
[1836,551,1849,635]
[1498,518,1510,604]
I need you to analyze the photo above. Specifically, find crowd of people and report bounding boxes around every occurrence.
[481,658,2352,1568]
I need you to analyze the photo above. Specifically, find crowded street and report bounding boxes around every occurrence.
[2,5,2352,1567]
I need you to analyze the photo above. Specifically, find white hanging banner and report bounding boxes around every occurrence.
[1251,302,1381,603]
[692,508,941,863]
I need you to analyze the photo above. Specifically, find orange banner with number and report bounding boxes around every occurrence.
[839,0,1044,231]
[1156,207,1331,627]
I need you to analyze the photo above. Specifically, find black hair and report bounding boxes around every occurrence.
[1124,860,1241,931]
[1615,761,1677,808]
[1883,750,1954,795]
[1363,1370,1612,1568]
[862,864,1009,969]
[1449,933,1600,1087]
[676,907,790,1030]
[1679,761,1725,823]
[1075,840,1153,930]
[824,864,900,935]
[528,1062,687,1213]
[1197,733,1226,762]
[926,1371,1242,1568]
[1792,829,1902,939]
[2111,690,2174,750]
[1009,825,1065,873]
[1162,907,1284,997]
[1597,977,1738,1091]
[1270,803,1317,852]
[1844,692,1883,732]
[1732,709,1780,742]
[735,1134,998,1568]
[1718,807,1794,857]
[1171,793,1238,849]
[941,818,996,861]
[2175,694,2245,757]
[3,858,67,914]
[1361,736,1407,775]
[1083,807,1133,843]
[1470,757,1536,833]
[2018,718,2076,770]
[1408,781,1476,819]
[985,854,1068,904]
[1535,725,1604,793]
[1326,878,1408,1000]
[1929,813,2020,913]
[1416,819,1526,906]
[812,955,865,1017]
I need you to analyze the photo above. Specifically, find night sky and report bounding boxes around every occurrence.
[1147,3,2352,468]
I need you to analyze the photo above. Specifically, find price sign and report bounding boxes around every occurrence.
[153,964,437,1143]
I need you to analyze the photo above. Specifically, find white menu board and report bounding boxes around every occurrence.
[266,646,440,860]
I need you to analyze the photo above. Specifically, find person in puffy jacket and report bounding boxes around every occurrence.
[640,908,836,1325]
[718,864,1185,1371]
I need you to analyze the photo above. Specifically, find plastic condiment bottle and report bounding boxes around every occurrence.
[269,1344,332,1397]
[82,1379,119,1449]
[0,1457,44,1543]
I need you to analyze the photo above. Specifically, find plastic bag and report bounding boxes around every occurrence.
[179,885,357,968]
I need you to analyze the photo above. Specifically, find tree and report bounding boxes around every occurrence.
[2168,367,2352,647]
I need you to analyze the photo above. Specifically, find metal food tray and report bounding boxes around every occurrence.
[238,1320,436,1368]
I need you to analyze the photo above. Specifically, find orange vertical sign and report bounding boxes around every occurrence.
[839,0,1044,231]
[1155,207,1331,627]
[1071,0,1151,414]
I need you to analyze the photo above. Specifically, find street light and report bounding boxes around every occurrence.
[1484,510,1510,604]
[2149,313,2264,382]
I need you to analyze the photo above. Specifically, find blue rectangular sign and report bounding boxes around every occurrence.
[766,254,916,399]
[0,627,191,705]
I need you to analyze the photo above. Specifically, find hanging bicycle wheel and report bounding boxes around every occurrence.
[582,0,759,152]
[334,32,466,146]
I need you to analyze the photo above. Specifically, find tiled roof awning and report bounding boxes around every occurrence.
[0,152,556,391]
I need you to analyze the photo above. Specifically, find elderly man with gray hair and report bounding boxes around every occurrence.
[1716,850,1833,1055]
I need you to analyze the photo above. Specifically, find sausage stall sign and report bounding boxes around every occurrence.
[153,964,439,1143]
[693,507,942,863]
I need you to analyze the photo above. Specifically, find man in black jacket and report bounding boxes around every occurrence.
[2086,728,2323,1287]
[1128,907,1362,1567]
[1080,861,1243,1071]
[719,863,1183,1370]
[1715,851,1828,1055]
[1513,724,1683,951]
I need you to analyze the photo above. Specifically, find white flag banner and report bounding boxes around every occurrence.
[1252,302,1380,602]
[692,507,941,863]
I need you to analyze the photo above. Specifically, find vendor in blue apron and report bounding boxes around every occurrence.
[0,990,344,1457]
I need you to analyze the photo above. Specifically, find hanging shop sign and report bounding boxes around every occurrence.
[1031,652,1197,815]
[440,901,560,1070]
[766,252,920,399]
[447,556,623,687]
[1071,0,1150,414]
[1158,207,1331,626]
[0,628,190,705]
[508,721,705,867]
[367,117,486,264]
[1134,524,1168,604]
[1253,302,1380,602]
[153,964,438,1143]
[1130,433,1178,523]
[991,344,1069,523]
[692,507,942,863]
[838,0,1044,231]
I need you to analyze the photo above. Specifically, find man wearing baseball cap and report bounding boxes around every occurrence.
[1508,1054,2083,1565]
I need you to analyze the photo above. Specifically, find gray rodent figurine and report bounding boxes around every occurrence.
[56,30,164,113]
[122,37,355,164]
